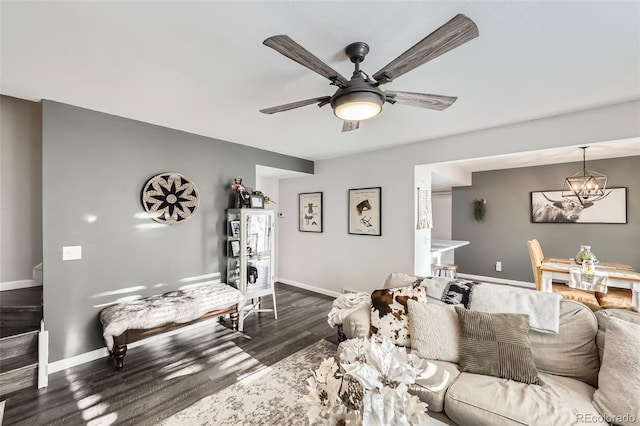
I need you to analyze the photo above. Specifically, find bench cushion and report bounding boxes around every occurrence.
[100,283,244,350]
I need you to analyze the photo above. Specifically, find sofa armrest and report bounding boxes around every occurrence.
[342,305,371,339]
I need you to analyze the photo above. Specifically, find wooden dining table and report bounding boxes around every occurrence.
[540,258,640,309]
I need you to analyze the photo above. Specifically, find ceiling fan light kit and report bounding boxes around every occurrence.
[331,73,385,121]
[261,14,479,132]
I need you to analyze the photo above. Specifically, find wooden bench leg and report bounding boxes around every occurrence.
[112,344,127,371]
[230,309,239,331]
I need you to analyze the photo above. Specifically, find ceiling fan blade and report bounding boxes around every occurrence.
[384,90,458,111]
[264,35,349,86]
[385,90,457,111]
[372,14,479,85]
[260,96,331,114]
[342,120,360,132]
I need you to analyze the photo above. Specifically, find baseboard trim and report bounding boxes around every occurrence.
[277,278,340,298]
[48,316,236,374]
[0,279,41,291]
[457,273,535,289]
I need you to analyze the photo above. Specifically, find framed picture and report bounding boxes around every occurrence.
[349,187,381,236]
[230,220,240,237]
[299,192,323,232]
[530,187,627,224]
[249,194,264,209]
[230,240,240,257]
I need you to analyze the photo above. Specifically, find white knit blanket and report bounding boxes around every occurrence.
[421,277,561,333]
[100,283,245,350]
[327,292,370,328]
[470,284,561,334]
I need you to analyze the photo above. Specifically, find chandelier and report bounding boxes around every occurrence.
[562,146,608,206]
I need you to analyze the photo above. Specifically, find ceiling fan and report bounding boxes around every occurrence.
[260,14,479,132]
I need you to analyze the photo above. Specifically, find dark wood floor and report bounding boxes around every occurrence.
[2,283,337,425]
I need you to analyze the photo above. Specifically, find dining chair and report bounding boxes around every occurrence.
[526,239,601,311]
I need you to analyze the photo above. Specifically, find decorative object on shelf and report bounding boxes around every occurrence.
[249,194,264,209]
[231,177,246,208]
[530,188,627,224]
[230,220,240,237]
[304,335,429,425]
[416,187,433,230]
[348,187,382,236]
[230,240,240,257]
[562,147,609,206]
[473,198,486,222]
[253,190,276,204]
[141,172,199,224]
[299,192,323,233]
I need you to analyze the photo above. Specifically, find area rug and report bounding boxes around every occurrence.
[159,339,337,425]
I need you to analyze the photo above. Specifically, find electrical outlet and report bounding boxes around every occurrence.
[495,261,502,272]
[63,246,82,261]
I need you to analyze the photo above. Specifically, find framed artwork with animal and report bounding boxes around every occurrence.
[349,187,382,236]
[530,188,627,224]
[299,192,323,232]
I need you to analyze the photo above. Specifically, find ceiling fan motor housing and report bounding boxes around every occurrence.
[345,42,370,63]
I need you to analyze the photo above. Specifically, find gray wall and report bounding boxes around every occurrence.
[0,95,42,283]
[277,101,640,295]
[41,100,312,361]
[452,156,640,282]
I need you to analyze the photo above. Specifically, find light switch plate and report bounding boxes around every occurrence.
[63,246,82,261]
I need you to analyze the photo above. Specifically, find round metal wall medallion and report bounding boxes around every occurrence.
[141,173,199,224]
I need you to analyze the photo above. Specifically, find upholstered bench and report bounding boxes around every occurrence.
[100,283,245,371]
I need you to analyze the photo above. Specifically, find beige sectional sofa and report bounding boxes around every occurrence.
[340,277,640,426]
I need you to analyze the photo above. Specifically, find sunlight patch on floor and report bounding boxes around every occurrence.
[164,364,204,381]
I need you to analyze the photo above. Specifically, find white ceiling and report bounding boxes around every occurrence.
[1,1,639,168]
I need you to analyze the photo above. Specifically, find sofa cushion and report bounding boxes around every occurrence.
[529,299,599,387]
[595,308,640,362]
[341,305,371,340]
[445,371,607,426]
[455,307,541,385]
[408,300,460,363]
[370,286,428,346]
[408,359,460,413]
[592,317,640,426]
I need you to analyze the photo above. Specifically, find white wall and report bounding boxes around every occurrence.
[0,96,42,285]
[277,100,640,294]
[431,192,452,240]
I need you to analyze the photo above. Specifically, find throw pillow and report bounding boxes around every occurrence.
[408,300,460,363]
[592,317,640,426]
[383,272,426,289]
[370,286,428,347]
[455,306,542,385]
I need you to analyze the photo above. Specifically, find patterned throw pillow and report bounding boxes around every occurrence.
[455,306,541,385]
[370,286,428,347]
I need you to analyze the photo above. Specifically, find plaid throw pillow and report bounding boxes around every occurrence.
[455,306,541,385]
